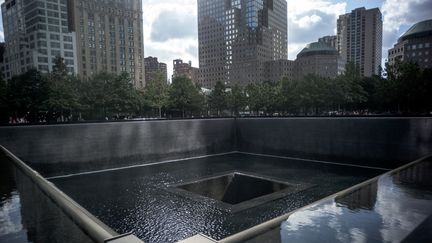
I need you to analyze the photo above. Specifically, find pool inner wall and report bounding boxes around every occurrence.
[0,117,431,176]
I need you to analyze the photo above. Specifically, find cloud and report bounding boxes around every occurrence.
[142,0,197,80]
[288,10,339,44]
[380,0,432,62]
[382,0,432,34]
[150,10,197,42]
[286,0,347,59]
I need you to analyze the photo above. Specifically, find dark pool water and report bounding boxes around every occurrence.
[50,153,385,243]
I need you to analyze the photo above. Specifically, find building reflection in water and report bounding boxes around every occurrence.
[0,155,95,243]
[335,181,378,211]
[280,158,432,243]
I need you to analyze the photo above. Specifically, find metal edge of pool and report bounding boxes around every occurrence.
[0,145,144,243]
[200,154,432,243]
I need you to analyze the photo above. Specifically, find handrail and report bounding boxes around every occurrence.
[0,145,118,243]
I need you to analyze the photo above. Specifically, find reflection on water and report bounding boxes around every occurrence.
[0,156,95,243]
[50,153,384,243]
[0,159,29,243]
[279,158,432,243]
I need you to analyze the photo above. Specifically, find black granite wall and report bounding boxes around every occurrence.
[236,118,432,168]
[0,119,236,176]
[1,118,431,176]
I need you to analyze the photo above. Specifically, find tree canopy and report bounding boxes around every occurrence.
[1,60,431,124]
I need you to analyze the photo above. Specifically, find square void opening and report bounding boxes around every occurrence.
[171,172,314,212]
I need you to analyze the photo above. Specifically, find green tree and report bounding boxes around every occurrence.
[169,76,205,117]
[361,75,383,112]
[339,62,367,109]
[208,81,227,116]
[80,73,113,119]
[261,81,283,115]
[144,72,169,118]
[227,84,246,116]
[7,69,49,122]
[294,75,326,114]
[107,72,139,116]
[52,56,68,77]
[245,83,264,115]
[383,60,426,113]
[280,78,299,114]
[44,57,80,121]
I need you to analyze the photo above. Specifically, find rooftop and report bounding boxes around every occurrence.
[297,42,338,58]
[399,19,432,42]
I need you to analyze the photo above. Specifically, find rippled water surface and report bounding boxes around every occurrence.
[49,153,385,242]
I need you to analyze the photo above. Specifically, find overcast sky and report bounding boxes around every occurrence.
[1,0,431,80]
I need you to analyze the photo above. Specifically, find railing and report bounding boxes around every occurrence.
[0,145,119,243]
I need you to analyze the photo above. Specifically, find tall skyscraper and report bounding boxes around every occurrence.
[69,0,145,88]
[1,0,145,88]
[197,0,288,88]
[337,7,382,77]
[1,0,77,80]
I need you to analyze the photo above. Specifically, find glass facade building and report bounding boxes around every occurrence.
[198,0,287,88]
[1,0,77,79]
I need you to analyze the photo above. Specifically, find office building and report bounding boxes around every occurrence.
[295,42,345,79]
[144,56,168,83]
[318,35,337,49]
[197,0,288,88]
[172,59,199,84]
[264,59,295,82]
[1,0,77,80]
[69,0,145,88]
[158,62,168,82]
[388,19,432,69]
[337,7,382,77]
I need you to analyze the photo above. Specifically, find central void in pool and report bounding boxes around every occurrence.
[171,172,314,212]
[50,153,385,243]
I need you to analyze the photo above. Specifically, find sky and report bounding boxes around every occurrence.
[1,0,432,79]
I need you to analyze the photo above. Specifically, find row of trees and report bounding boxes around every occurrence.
[206,61,432,116]
[0,57,206,123]
[1,58,431,124]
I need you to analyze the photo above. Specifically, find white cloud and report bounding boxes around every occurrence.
[381,0,432,34]
[380,0,432,63]
[142,0,198,80]
[286,0,347,59]
[296,14,323,29]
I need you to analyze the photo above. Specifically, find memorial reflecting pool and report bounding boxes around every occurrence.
[49,153,384,243]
